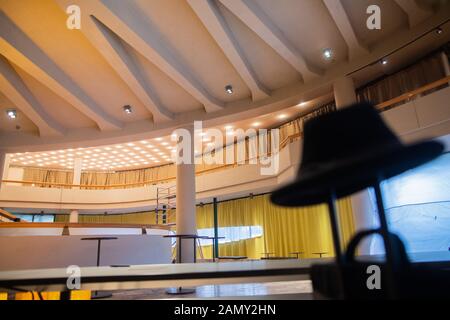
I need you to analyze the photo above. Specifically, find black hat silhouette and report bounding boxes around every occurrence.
[271,102,444,206]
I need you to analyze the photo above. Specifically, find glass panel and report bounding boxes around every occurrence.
[13,214,55,222]
[14,214,34,222]
[197,226,263,246]
[32,215,55,222]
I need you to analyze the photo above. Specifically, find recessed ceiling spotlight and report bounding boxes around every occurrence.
[155,137,163,141]
[225,85,233,94]
[252,122,261,127]
[380,58,388,65]
[277,114,288,120]
[436,27,443,35]
[225,125,233,130]
[297,101,307,107]
[123,105,133,114]
[6,109,17,119]
[322,48,333,60]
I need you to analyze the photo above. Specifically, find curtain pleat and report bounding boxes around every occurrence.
[22,168,73,188]
[357,52,446,108]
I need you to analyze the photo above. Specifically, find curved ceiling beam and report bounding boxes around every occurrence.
[0,55,65,137]
[86,15,174,123]
[394,0,432,28]
[219,0,323,82]
[323,0,369,60]
[188,0,270,101]
[76,0,224,113]
[0,11,122,131]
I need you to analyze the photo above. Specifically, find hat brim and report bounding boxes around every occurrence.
[271,141,444,207]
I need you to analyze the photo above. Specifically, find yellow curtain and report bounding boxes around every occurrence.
[54,212,156,224]
[21,167,73,188]
[196,194,354,259]
[54,214,69,223]
[357,51,446,108]
[79,212,156,224]
[80,165,176,189]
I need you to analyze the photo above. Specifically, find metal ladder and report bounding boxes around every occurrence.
[156,186,205,260]
[155,185,176,225]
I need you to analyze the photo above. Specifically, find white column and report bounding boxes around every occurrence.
[176,124,197,263]
[333,76,377,255]
[441,51,450,84]
[72,158,83,189]
[0,151,10,189]
[0,151,5,189]
[69,210,79,223]
[333,76,357,109]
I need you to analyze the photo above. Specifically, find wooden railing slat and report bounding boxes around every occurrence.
[0,222,172,230]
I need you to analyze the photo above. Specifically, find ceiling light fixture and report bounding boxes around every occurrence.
[297,101,307,107]
[322,48,333,60]
[6,109,17,119]
[277,114,288,120]
[436,27,443,35]
[225,85,233,94]
[252,122,261,127]
[380,58,388,65]
[123,105,133,114]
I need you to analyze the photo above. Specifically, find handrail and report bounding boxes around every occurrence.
[0,179,174,189]
[0,222,172,230]
[0,209,21,222]
[375,75,450,111]
[2,75,448,191]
